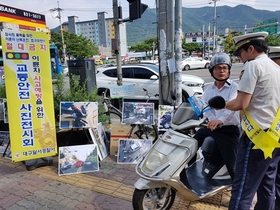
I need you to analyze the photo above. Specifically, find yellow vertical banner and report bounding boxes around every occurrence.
[1,29,57,162]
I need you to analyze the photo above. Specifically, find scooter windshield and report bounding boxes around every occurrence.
[172,102,199,125]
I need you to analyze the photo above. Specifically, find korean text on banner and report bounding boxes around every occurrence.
[0,29,57,162]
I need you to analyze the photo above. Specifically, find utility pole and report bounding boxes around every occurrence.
[112,0,122,85]
[208,23,210,59]
[157,0,168,105]
[202,24,205,60]
[210,0,219,56]
[152,41,155,62]
[174,0,182,106]
[112,0,148,86]
[50,1,67,66]
[167,0,174,105]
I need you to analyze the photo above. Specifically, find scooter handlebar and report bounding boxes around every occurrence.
[208,96,226,109]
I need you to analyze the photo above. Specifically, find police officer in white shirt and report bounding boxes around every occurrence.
[189,52,240,180]
[268,46,280,210]
[215,32,280,210]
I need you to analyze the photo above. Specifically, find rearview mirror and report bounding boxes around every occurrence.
[208,96,226,109]
[150,75,158,80]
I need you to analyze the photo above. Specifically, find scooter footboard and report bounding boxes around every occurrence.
[134,178,168,190]
[182,160,232,198]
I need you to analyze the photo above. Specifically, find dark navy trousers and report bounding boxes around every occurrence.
[228,133,280,210]
[275,161,280,210]
[192,125,240,180]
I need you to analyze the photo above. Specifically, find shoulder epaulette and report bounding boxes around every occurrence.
[239,70,244,80]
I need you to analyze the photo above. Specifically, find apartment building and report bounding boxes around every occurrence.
[62,12,128,57]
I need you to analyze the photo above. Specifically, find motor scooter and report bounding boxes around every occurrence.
[133,99,231,210]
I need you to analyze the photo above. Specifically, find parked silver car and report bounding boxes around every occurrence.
[96,63,204,101]
[181,57,210,71]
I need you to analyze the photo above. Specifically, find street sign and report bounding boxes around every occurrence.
[263,18,277,24]
[253,18,278,35]
[253,25,278,34]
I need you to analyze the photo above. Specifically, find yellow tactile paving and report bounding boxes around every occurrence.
[113,184,134,200]
[73,176,102,186]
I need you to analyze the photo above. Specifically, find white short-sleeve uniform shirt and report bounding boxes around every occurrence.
[239,54,280,130]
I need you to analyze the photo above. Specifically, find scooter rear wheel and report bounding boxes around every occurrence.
[132,187,176,210]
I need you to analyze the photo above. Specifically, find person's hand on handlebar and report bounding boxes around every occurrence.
[207,119,223,131]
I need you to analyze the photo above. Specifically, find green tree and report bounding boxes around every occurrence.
[265,34,280,46]
[129,37,157,57]
[222,31,280,55]
[182,41,201,55]
[50,31,99,59]
[221,30,242,55]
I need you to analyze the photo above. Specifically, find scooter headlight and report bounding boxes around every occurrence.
[144,149,166,171]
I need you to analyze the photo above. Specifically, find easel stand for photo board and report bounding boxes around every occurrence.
[2,140,9,157]
[25,157,53,171]
[64,128,93,146]
[63,128,101,168]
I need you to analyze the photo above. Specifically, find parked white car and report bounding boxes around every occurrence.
[96,63,205,102]
[181,57,210,71]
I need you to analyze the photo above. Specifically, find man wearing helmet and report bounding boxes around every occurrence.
[189,52,240,180]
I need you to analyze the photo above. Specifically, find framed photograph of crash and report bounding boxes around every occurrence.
[88,124,108,161]
[58,144,99,176]
[59,102,98,129]
[158,105,174,131]
[117,139,152,164]
[122,102,155,125]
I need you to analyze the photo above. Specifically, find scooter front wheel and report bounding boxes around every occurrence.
[132,187,176,210]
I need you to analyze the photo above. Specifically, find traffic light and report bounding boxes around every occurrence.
[5,52,29,60]
[128,0,148,21]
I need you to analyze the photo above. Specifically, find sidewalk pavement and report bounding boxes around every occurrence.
[0,155,230,210]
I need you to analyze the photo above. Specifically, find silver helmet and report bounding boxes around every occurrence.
[209,52,232,73]
[209,52,232,82]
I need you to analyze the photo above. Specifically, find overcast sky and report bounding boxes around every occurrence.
[1,0,279,28]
